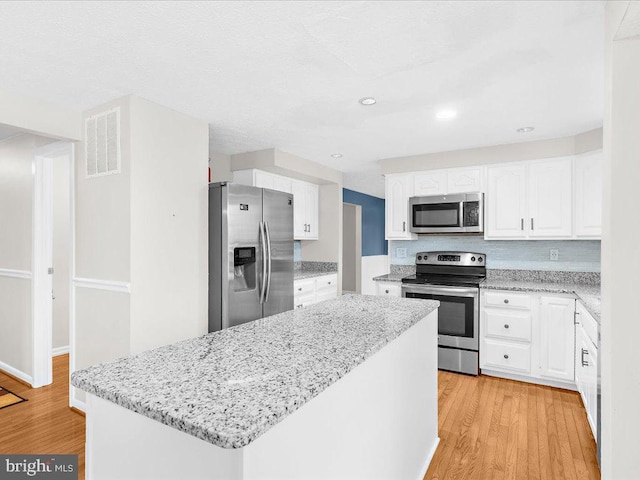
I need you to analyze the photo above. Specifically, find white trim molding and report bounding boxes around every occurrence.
[0,268,32,280]
[52,345,70,357]
[0,360,33,386]
[73,277,131,294]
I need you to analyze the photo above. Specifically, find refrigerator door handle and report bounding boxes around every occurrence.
[259,221,267,304]
[264,221,272,303]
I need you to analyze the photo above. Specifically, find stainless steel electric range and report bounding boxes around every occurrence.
[401,251,486,376]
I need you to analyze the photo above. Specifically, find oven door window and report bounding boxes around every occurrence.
[412,203,460,228]
[405,292,475,338]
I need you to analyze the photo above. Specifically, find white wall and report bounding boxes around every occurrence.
[73,95,208,405]
[601,2,640,478]
[129,96,209,353]
[210,151,232,183]
[0,133,56,382]
[52,154,70,351]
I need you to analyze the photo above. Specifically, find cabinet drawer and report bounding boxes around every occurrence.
[377,282,402,297]
[315,289,337,303]
[294,294,315,310]
[482,339,531,373]
[294,278,315,296]
[577,301,598,348]
[484,291,531,310]
[485,310,531,342]
[315,274,338,292]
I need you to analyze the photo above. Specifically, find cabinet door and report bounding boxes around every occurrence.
[575,325,589,409]
[254,170,276,190]
[539,296,575,381]
[586,342,598,439]
[528,158,573,238]
[486,164,527,238]
[273,176,292,194]
[414,171,447,196]
[305,183,319,240]
[574,151,603,238]
[376,282,401,297]
[291,180,307,239]
[385,175,414,239]
[447,167,483,194]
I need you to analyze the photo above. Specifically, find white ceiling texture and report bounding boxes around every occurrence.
[0,1,604,197]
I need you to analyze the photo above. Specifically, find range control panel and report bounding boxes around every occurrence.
[415,251,485,266]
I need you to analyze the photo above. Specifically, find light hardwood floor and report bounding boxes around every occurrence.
[0,355,85,480]
[0,358,599,480]
[424,371,600,480]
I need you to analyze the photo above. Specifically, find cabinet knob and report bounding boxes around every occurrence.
[296,304,303,309]
[385,289,389,294]
[504,354,509,359]
[504,299,509,304]
[504,324,510,329]
[298,287,302,291]
[402,221,406,232]
[328,281,331,285]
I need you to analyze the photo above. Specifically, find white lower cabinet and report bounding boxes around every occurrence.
[376,281,402,297]
[575,301,598,440]
[480,290,576,388]
[293,274,338,309]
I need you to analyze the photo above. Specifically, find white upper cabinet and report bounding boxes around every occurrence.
[233,169,318,240]
[291,180,319,240]
[539,296,575,382]
[574,150,603,238]
[447,167,483,194]
[486,158,574,240]
[486,164,527,238]
[528,158,573,238]
[413,171,447,196]
[385,174,416,240]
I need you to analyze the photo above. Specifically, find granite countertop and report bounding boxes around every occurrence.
[71,295,439,449]
[372,273,405,283]
[481,279,601,323]
[294,270,337,280]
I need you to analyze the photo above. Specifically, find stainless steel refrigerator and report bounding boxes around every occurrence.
[209,182,294,332]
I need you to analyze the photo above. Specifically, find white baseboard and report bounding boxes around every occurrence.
[417,437,440,480]
[52,345,70,357]
[0,359,33,386]
[481,369,577,391]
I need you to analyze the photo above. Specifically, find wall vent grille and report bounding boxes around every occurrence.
[85,107,121,177]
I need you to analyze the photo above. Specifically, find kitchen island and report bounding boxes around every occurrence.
[71,295,439,480]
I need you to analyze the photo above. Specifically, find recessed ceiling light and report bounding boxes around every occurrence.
[516,126,535,133]
[436,109,457,120]
[330,153,343,158]
[359,97,376,106]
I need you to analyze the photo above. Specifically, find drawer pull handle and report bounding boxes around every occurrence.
[504,324,510,329]
[385,289,389,294]
[296,304,303,309]
[504,354,509,359]
[504,299,509,304]
[581,348,589,367]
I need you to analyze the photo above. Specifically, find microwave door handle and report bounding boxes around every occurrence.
[459,202,464,227]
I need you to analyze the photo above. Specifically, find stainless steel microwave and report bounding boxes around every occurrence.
[409,193,484,234]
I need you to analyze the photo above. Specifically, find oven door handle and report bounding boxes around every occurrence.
[401,284,479,297]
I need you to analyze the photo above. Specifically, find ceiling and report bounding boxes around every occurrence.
[0,1,604,197]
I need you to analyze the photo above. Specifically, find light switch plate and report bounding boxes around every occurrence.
[550,248,559,261]
[396,248,407,259]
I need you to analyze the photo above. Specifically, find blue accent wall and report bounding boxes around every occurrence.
[343,189,388,257]
[391,237,601,272]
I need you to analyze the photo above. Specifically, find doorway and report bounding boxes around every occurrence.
[342,203,362,294]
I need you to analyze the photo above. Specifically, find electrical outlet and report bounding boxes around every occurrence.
[396,248,407,259]
[550,248,559,261]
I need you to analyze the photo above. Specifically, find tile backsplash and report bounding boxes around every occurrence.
[391,237,601,272]
[294,240,302,263]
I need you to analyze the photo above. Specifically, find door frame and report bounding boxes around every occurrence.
[32,141,74,388]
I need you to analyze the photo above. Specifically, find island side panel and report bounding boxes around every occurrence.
[85,394,243,480]
[243,309,439,480]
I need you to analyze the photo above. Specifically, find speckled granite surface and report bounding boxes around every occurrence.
[294,262,338,280]
[372,273,405,283]
[71,295,439,449]
[486,269,600,285]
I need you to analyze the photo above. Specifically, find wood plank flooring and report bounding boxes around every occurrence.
[424,371,600,480]
[0,355,85,480]
[0,358,599,480]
